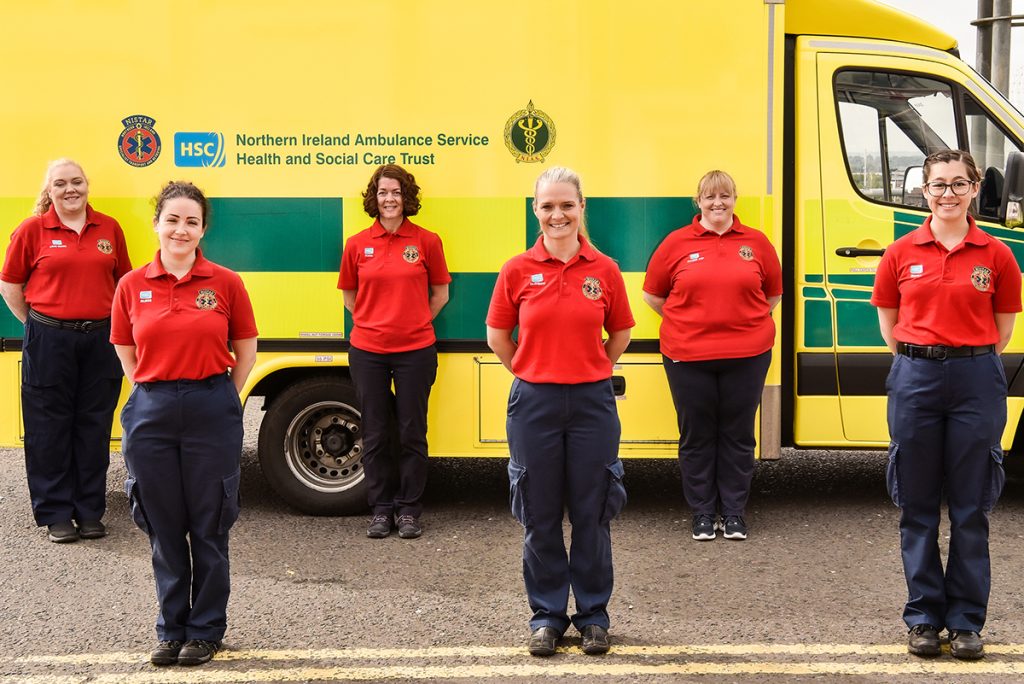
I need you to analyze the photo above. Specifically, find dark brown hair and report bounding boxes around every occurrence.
[362,164,421,218]
[922,149,982,183]
[154,181,210,227]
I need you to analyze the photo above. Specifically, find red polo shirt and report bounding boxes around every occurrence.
[1,205,132,319]
[643,215,782,361]
[487,235,635,384]
[871,216,1021,346]
[338,218,451,354]
[110,250,259,382]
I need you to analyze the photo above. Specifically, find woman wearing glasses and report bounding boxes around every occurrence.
[338,164,450,540]
[872,149,1020,660]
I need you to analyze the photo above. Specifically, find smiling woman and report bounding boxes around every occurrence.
[0,158,132,545]
[486,166,634,658]
[339,164,451,541]
[110,180,258,667]
[871,149,1021,661]
[154,188,208,275]
[642,169,783,543]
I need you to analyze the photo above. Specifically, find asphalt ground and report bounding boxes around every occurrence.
[2,400,1024,683]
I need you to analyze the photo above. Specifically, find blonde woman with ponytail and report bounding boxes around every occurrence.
[487,166,634,657]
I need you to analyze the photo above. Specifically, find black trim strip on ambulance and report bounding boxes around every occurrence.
[797,352,1024,397]
[781,34,798,447]
[0,337,664,355]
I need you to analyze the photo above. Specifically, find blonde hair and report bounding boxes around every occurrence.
[34,158,86,215]
[695,169,737,207]
[533,166,591,241]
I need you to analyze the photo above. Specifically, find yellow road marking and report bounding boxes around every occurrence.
[7,642,1024,665]
[6,660,1024,684]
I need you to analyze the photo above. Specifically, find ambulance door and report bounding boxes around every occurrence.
[814,50,1024,443]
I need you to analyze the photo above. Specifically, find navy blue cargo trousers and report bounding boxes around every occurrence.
[506,378,627,634]
[886,351,1007,633]
[121,373,243,642]
[21,315,121,526]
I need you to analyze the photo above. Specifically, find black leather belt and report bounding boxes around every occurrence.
[897,342,995,360]
[28,308,110,333]
[138,372,230,390]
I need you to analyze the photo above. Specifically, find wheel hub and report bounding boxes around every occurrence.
[283,400,364,492]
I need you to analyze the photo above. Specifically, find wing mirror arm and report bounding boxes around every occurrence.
[1000,150,1024,229]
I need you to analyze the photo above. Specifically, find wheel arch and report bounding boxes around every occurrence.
[247,361,354,410]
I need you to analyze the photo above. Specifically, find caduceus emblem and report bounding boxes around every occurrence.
[504,101,556,163]
[518,117,543,155]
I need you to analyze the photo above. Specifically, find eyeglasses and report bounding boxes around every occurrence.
[923,180,976,197]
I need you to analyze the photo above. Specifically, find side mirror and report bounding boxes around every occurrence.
[1000,150,1024,228]
[902,166,925,207]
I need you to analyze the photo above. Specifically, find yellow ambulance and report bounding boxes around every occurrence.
[1,0,1022,513]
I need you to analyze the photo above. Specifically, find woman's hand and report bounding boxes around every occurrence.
[604,328,631,364]
[486,326,517,373]
[114,344,139,385]
[996,312,1016,354]
[876,307,899,354]
[642,291,666,317]
[230,337,258,393]
[429,283,450,320]
[0,281,28,323]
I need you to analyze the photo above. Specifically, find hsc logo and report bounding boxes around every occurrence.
[174,132,226,167]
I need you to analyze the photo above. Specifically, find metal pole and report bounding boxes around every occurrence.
[974,0,993,158]
[977,0,993,79]
[992,0,1012,97]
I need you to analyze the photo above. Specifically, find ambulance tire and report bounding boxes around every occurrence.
[259,376,371,515]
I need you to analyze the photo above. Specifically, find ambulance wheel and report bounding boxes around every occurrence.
[259,376,368,515]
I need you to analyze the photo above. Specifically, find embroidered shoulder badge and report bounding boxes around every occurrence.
[96,239,113,255]
[582,276,602,300]
[971,266,992,292]
[738,245,754,261]
[403,245,420,263]
[195,288,218,309]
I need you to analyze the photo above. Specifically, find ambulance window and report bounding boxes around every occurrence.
[835,70,956,209]
[964,93,1024,219]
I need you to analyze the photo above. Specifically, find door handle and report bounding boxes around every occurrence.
[835,247,885,258]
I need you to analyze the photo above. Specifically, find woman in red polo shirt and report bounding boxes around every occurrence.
[338,164,451,540]
[111,181,258,667]
[0,158,131,544]
[871,149,1020,660]
[643,169,782,542]
[487,166,633,657]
